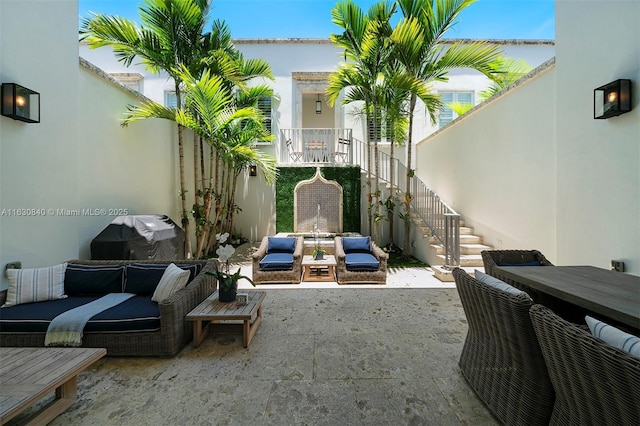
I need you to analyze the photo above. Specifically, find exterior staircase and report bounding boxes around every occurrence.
[411,212,491,282]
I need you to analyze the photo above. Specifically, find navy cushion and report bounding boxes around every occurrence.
[342,237,371,254]
[345,253,379,271]
[496,260,542,267]
[0,296,160,333]
[124,263,201,294]
[259,253,294,271]
[64,265,125,296]
[267,237,297,254]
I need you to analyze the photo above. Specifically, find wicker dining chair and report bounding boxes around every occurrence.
[453,268,554,425]
[481,249,554,278]
[530,304,640,426]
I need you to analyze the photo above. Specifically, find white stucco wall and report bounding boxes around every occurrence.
[1,0,81,287]
[554,0,640,273]
[0,1,182,289]
[415,0,639,275]
[416,62,557,259]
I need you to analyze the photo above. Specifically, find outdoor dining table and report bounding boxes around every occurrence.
[493,265,640,332]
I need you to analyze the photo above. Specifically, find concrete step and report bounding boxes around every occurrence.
[432,265,483,282]
[429,234,482,244]
[430,242,491,256]
[436,254,484,267]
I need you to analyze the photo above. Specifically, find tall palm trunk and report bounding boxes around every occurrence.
[365,101,373,237]
[402,94,417,258]
[389,125,395,247]
[175,86,192,259]
[372,102,381,244]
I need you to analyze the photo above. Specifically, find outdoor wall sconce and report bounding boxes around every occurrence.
[594,79,632,119]
[249,164,257,176]
[316,94,322,114]
[1,83,40,123]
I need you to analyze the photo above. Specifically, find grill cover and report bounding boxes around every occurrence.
[91,215,185,260]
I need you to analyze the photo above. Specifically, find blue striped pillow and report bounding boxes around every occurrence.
[3,263,67,307]
[585,316,640,359]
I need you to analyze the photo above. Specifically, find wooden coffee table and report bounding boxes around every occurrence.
[0,347,106,425]
[186,290,266,348]
[302,255,337,282]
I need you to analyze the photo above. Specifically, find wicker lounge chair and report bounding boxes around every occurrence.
[481,249,554,278]
[252,236,303,284]
[334,236,388,285]
[453,268,554,425]
[529,304,640,426]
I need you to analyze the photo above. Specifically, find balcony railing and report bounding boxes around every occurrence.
[279,128,353,164]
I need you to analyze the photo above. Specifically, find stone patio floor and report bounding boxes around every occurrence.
[16,244,498,426]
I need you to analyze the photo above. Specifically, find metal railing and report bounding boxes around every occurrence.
[279,128,353,164]
[278,129,460,267]
[396,163,461,268]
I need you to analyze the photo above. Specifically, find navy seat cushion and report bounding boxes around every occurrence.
[342,237,371,254]
[267,237,297,254]
[64,264,125,295]
[345,253,379,271]
[0,296,160,333]
[496,260,542,267]
[259,253,294,271]
[124,263,201,295]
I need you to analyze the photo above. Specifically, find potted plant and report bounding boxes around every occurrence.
[312,246,326,260]
[207,233,254,302]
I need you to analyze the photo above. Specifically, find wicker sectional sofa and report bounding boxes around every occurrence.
[0,259,216,357]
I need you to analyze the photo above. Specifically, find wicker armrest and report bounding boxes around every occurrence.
[292,236,304,259]
[370,242,389,272]
[334,236,346,260]
[251,237,269,273]
[0,289,6,306]
[159,260,216,325]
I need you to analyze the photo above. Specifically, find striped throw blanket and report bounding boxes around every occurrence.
[45,293,135,347]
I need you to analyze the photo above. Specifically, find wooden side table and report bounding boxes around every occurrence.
[186,290,266,348]
[302,255,337,282]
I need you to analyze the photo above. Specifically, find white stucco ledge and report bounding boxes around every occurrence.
[417,56,557,145]
[79,57,150,103]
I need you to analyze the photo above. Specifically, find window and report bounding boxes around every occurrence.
[439,91,474,128]
[257,96,272,135]
[109,73,143,93]
[164,91,178,108]
[367,114,393,143]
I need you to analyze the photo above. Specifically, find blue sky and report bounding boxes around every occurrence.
[78,0,555,40]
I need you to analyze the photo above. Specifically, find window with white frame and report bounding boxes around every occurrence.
[257,96,272,136]
[439,91,474,128]
[164,91,178,108]
[367,115,393,143]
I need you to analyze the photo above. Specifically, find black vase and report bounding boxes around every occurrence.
[218,280,238,302]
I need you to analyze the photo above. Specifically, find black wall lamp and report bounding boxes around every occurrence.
[316,94,322,114]
[1,83,40,123]
[594,79,632,119]
[249,164,257,177]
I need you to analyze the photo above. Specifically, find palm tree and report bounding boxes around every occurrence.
[122,67,277,257]
[189,20,275,257]
[81,0,213,258]
[328,0,398,243]
[393,0,503,258]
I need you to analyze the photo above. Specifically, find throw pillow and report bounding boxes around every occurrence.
[151,263,190,303]
[125,263,201,294]
[474,269,532,299]
[64,264,125,295]
[4,263,68,307]
[585,316,640,359]
[342,237,371,254]
[267,237,297,254]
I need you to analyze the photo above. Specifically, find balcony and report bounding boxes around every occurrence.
[279,128,355,165]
